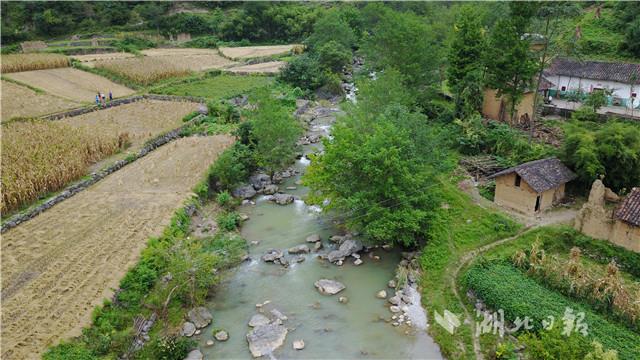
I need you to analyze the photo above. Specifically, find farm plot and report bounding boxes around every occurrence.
[1,135,234,360]
[1,80,79,121]
[219,44,299,59]
[70,52,135,66]
[4,68,135,102]
[1,53,69,73]
[226,60,287,74]
[141,48,237,70]
[151,74,273,99]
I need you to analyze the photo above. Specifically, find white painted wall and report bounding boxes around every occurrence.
[550,75,638,108]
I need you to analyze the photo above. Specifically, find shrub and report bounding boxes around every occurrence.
[216,211,240,232]
[278,53,326,91]
[207,101,240,124]
[216,191,233,209]
[184,35,219,49]
[182,111,200,122]
[209,144,256,190]
[43,342,95,360]
[112,36,156,54]
[145,336,195,360]
[464,261,640,359]
[317,40,352,72]
[518,326,593,360]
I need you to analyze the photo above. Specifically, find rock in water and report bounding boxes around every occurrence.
[249,314,271,327]
[271,193,294,205]
[181,322,196,337]
[327,239,363,263]
[306,234,321,243]
[338,296,349,304]
[246,323,288,358]
[313,242,323,251]
[214,330,229,341]
[232,185,257,199]
[314,279,346,295]
[184,349,203,360]
[288,244,310,254]
[376,290,387,299]
[206,340,214,347]
[263,184,279,195]
[187,307,213,329]
[270,308,288,321]
[293,339,305,350]
[261,249,284,262]
[250,173,271,190]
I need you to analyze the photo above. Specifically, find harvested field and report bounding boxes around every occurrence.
[1,80,79,121]
[1,135,234,360]
[1,53,69,73]
[70,52,135,65]
[141,48,222,57]
[226,61,287,74]
[219,44,299,59]
[60,99,199,149]
[4,68,135,102]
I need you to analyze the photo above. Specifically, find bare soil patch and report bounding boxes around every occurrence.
[227,61,287,74]
[219,44,298,59]
[4,68,135,102]
[1,80,79,121]
[1,135,234,359]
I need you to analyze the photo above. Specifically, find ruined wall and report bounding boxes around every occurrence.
[574,180,640,252]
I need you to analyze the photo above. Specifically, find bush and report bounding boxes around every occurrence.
[209,144,256,191]
[182,111,200,122]
[216,191,233,209]
[207,101,240,124]
[464,261,640,359]
[572,107,601,122]
[216,211,240,232]
[112,36,156,54]
[317,40,352,72]
[144,336,195,360]
[183,35,219,49]
[43,342,95,360]
[518,326,593,360]
[278,53,326,91]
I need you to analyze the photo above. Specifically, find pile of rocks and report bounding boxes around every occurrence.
[384,252,428,330]
[232,170,300,205]
[323,234,364,266]
[297,134,321,145]
[246,303,293,357]
[181,307,213,337]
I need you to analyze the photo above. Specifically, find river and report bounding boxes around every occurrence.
[197,99,443,359]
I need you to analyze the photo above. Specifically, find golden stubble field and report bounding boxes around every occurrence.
[227,60,287,74]
[219,44,299,59]
[1,135,234,360]
[1,80,80,121]
[4,68,135,102]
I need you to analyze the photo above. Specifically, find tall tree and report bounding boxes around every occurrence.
[447,6,486,118]
[484,3,538,124]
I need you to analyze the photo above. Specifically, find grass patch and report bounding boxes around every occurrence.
[419,180,521,359]
[464,261,640,359]
[151,73,274,100]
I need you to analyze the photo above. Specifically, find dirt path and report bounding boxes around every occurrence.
[1,135,233,359]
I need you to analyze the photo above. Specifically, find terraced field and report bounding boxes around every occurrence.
[219,44,298,59]
[0,135,234,360]
[1,80,79,121]
[227,60,287,74]
[4,68,135,102]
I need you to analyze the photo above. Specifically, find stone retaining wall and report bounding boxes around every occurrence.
[43,95,206,121]
[542,105,639,121]
[1,115,204,233]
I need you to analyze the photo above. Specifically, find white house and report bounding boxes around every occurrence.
[545,58,640,109]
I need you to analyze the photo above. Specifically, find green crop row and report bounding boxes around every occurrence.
[464,261,640,360]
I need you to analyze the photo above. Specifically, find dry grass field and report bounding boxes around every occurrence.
[1,53,69,73]
[1,120,127,214]
[70,52,135,65]
[4,68,135,102]
[60,99,199,149]
[94,56,191,85]
[219,44,299,59]
[140,48,222,57]
[1,135,234,360]
[1,80,79,121]
[227,60,287,74]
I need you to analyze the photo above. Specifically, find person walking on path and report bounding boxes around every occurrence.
[109,90,113,102]
[96,93,101,108]
[100,92,106,107]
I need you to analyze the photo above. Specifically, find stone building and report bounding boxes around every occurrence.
[488,158,576,215]
[575,180,640,252]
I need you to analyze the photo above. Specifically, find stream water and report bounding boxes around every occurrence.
[197,102,443,359]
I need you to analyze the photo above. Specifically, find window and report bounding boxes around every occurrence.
[515,174,522,187]
[561,86,566,91]
[632,93,637,98]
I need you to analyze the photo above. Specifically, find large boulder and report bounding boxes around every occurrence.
[250,173,271,190]
[314,279,346,295]
[306,234,321,243]
[187,307,212,329]
[327,239,363,263]
[233,185,257,199]
[271,193,294,205]
[248,314,270,327]
[261,249,284,262]
[181,322,196,337]
[246,323,288,358]
[263,184,279,195]
[184,349,203,360]
[214,330,229,341]
[288,244,310,254]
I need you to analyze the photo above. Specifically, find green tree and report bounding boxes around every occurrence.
[305,9,356,50]
[278,53,326,92]
[361,9,442,92]
[484,4,538,124]
[584,90,609,112]
[447,5,486,118]
[317,40,352,73]
[251,93,302,178]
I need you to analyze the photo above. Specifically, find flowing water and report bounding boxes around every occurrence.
[198,103,442,359]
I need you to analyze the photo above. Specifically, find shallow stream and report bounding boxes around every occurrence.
[198,103,442,359]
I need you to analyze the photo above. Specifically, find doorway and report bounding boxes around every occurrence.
[535,195,541,212]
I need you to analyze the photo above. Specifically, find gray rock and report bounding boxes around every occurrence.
[262,249,284,262]
[329,235,344,243]
[233,185,257,199]
[293,255,305,263]
[390,305,401,313]
[271,193,294,205]
[376,290,387,299]
[353,258,363,266]
[249,314,271,327]
[214,330,229,341]
[288,244,310,254]
[246,323,288,358]
[327,239,363,263]
[184,349,203,360]
[388,295,401,306]
[263,184,279,195]
[306,234,321,243]
[250,173,271,190]
[206,340,214,346]
[188,307,213,329]
[270,309,288,321]
[388,280,397,289]
[314,279,346,295]
[293,339,305,350]
[338,296,349,304]
[313,241,323,252]
[181,322,196,337]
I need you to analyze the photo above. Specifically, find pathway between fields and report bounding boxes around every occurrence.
[1,135,233,360]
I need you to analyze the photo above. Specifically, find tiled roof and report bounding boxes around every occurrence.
[488,158,576,193]
[615,188,640,227]
[546,58,640,84]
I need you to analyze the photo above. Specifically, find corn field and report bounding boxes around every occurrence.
[1,120,128,214]
[95,57,191,85]
[1,53,70,73]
